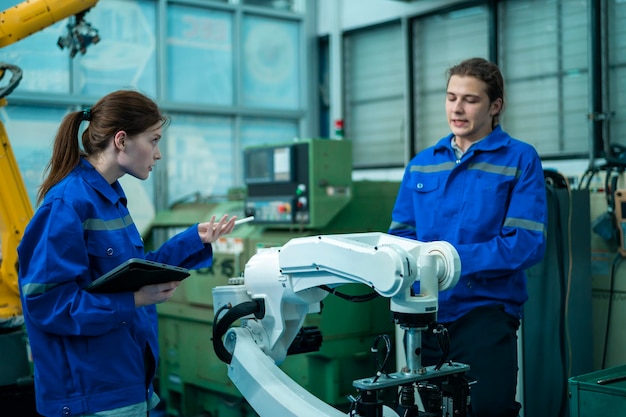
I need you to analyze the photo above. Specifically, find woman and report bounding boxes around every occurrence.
[388,58,547,416]
[18,90,236,417]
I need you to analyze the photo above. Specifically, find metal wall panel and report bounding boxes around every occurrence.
[344,23,406,167]
[412,6,489,151]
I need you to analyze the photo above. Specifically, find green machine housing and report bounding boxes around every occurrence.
[147,138,402,417]
[569,364,626,417]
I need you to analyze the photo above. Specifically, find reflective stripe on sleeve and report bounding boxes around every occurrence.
[503,217,545,234]
[21,282,61,296]
[388,220,415,232]
[82,214,134,231]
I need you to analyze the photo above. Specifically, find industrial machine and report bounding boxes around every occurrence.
[211,232,470,416]
[151,138,408,416]
[0,0,100,411]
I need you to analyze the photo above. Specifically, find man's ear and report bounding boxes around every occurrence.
[114,131,126,150]
[490,98,503,116]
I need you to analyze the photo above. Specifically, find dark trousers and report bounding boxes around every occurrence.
[421,305,521,417]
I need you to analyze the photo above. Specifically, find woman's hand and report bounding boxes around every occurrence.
[198,214,236,244]
[134,281,180,307]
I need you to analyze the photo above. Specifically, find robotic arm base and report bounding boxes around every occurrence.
[226,327,401,417]
[226,327,350,417]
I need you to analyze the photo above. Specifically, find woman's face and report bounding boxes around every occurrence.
[446,75,502,143]
[119,122,163,180]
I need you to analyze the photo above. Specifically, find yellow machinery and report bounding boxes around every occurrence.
[0,0,101,330]
[148,139,402,416]
[0,0,101,409]
[0,69,32,329]
[0,0,99,49]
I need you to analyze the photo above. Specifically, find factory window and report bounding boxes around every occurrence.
[240,118,299,149]
[498,0,589,158]
[241,0,300,13]
[0,0,158,96]
[0,105,70,207]
[0,0,73,93]
[343,22,406,168]
[239,117,299,183]
[166,5,234,106]
[165,114,234,206]
[0,0,307,213]
[412,6,489,153]
[241,15,301,109]
[74,0,157,96]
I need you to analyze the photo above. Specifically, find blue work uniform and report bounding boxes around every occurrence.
[388,125,547,417]
[18,158,214,417]
[388,125,547,322]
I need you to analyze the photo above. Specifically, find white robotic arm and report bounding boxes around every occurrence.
[211,232,466,417]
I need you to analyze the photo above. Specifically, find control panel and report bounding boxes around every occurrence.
[242,138,352,229]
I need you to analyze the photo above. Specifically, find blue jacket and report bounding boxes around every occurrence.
[18,159,213,417]
[388,126,547,323]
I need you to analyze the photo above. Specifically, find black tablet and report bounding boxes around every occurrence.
[85,258,190,293]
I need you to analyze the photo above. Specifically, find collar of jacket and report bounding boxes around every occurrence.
[78,157,128,206]
[433,124,512,155]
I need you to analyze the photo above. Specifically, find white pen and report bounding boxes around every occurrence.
[234,216,255,226]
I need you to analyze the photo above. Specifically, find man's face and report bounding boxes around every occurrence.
[446,75,501,143]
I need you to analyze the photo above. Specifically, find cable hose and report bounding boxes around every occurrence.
[433,324,450,371]
[319,285,379,302]
[370,334,392,383]
[212,300,264,364]
[545,184,569,417]
[0,63,23,99]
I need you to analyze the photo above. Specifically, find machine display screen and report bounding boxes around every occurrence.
[272,147,291,181]
[244,145,292,184]
[246,150,271,182]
